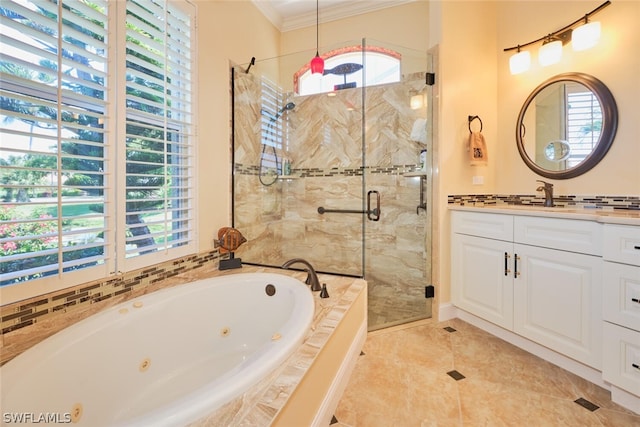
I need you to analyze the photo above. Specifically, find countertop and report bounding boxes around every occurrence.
[448,204,640,226]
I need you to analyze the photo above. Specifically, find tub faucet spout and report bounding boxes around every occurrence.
[281,258,322,292]
[536,180,554,207]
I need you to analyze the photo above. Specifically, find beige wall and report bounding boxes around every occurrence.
[495,0,640,196]
[431,0,499,305]
[280,1,430,55]
[194,0,281,252]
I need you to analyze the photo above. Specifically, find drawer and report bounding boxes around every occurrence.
[604,224,640,266]
[514,216,602,255]
[451,211,513,241]
[603,262,640,331]
[602,322,640,397]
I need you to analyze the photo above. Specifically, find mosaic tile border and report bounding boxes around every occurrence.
[234,163,424,178]
[448,194,640,210]
[0,250,220,336]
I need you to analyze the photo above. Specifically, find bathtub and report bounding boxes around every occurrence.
[0,273,315,427]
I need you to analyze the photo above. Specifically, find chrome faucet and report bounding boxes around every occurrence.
[536,180,554,207]
[281,258,322,291]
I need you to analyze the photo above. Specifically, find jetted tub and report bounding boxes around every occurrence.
[0,273,315,426]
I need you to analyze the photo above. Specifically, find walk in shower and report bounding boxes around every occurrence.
[232,39,434,331]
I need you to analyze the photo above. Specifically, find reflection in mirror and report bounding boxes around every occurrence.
[516,73,617,179]
[544,140,571,162]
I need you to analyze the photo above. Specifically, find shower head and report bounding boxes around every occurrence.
[282,102,296,112]
[272,102,296,120]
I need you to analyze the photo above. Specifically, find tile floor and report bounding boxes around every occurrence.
[333,318,640,426]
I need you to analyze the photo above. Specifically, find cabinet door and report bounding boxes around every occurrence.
[603,261,640,331]
[514,244,602,369]
[452,233,513,329]
[602,322,640,396]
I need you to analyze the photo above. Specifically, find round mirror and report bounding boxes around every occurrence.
[516,72,617,179]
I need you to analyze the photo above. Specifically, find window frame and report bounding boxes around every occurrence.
[294,45,401,95]
[0,0,197,305]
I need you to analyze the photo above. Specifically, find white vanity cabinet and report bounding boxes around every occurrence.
[451,213,514,329]
[602,224,640,397]
[451,210,603,369]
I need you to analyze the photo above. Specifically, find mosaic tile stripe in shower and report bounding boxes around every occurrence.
[235,163,425,177]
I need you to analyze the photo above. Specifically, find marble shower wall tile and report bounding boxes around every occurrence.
[233,71,431,285]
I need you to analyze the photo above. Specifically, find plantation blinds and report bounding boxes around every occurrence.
[123,0,194,263]
[566,87,601,168]
[0,0,195,297]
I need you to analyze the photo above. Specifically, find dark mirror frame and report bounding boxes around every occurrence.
[516,72,618,179]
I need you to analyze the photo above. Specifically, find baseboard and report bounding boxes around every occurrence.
[438,302,457,321]
[610,385,640,415]
[311,320,367,427]
[455,309,607,389]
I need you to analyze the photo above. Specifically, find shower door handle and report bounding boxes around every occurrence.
[367,190,380,221]
[316,191,380,221]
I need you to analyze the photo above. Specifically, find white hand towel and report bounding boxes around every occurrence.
[410,118,427,144]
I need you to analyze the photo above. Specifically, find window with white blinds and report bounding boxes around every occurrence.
[0,0,195,297]
[123,0,194,264]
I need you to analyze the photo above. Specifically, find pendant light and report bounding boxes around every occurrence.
[310,0,324,74]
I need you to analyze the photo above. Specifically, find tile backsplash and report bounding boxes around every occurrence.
[1,250,220,338]
[448,194,639,210]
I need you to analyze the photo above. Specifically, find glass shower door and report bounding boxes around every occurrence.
[363,40,433,330]
[231,43,365,278]
[231,40,433,331]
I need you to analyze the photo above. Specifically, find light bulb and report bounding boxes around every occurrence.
[538,40,562,66]
[509,50,531,75]
[410,94,424,109]
[572,21,601,51]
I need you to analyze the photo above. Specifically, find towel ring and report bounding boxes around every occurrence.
[468,115,483,133]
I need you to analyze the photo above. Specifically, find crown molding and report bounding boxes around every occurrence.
[252,1,416,33]
[251,1,285,31]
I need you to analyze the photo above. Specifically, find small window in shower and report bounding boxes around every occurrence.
[294,46,401,96]
[260,77,285,176]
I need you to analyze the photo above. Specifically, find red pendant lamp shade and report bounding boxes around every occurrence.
[310,0,324,74]
[311,52,324,74]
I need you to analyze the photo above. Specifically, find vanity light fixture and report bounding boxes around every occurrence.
[504,0,610,74]
[509,46,531,75]
[572,19,601,51]
[538,36,563,66]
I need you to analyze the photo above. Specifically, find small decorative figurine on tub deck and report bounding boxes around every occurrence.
[216,227,247,270]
